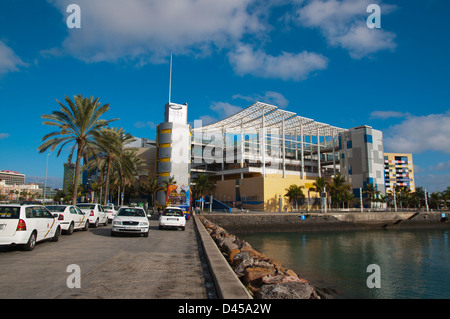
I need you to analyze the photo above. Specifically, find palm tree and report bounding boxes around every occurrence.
[363,183,381,208]
[85,127,135,205]
[342,190,355,209]
[38,95,117,205]
[191,174,214,202]
[285,184,305,211]
[329,174,351,208]
[111,149,142,205]
[161,176,177,194]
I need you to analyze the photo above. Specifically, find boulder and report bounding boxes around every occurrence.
[256,282,315,299]
[244,267,275,285]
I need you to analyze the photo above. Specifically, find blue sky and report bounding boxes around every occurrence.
[0,0,449,192]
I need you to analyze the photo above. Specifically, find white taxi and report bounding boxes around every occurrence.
[76,203,108,228]
[159,207,186,231]
[0,204,61,251]
[46,205,89,234]
[111,207,150,237]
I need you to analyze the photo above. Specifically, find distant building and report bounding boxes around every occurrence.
[63,162,76,194]
[0,170,25,185]
[384,153,415,193]
[339,125,386,198]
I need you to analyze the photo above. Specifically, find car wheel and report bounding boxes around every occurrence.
[93,218,99,228]
[51,226,60,242]
[65,222,74,235]
[83,220,89,231]
[182,226,185,231]
[23,231,37,251]
[144,231,149,237]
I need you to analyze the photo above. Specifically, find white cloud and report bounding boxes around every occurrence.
[370,110,409,119]
[0,133,10,140]
[210,102,243,119]
[134,121,156,129]
[228,44,328,81]
[233,91,289,108]
[294,0,397,58]
[384,111,450,154]
[47,0,266,64]
[0,41,27,75]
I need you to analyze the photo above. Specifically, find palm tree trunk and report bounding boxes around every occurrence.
[72,145,83,205]
[104,160,112,205]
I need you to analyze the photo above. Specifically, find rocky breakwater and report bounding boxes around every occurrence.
[198,216,332,299]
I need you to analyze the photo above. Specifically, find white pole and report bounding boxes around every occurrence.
[393,189,397,212]
[168,52,172,103]
[43,153,51,203]
[425,188,429,212]
[360,187,363,213]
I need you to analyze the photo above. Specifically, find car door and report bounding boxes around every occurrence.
[32,206,49,241]
[75,207,87,228]
[69,206,80,229]
[41,207,57,239]
[98,205,106,224]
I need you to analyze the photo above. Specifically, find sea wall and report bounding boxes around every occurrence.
[197,216,333,299]
[200,211,449,233]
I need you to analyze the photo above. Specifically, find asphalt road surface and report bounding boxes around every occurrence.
[0,218,214,299]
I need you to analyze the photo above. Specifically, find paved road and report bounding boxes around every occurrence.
[0,218,214,299]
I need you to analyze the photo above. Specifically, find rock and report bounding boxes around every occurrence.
[256,282,315,299]
[261,275,303,285]
[228,249,240,263]
[218,236,239,254]
[244,267,275,285]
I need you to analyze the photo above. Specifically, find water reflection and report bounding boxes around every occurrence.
[235,229,450,299]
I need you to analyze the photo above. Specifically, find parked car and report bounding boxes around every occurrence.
[76,203,108,228]
[111,207,150,237]
[102,204,118,223]
[159,207,186,231]
[46,205,89,234]
[0,204,61,251]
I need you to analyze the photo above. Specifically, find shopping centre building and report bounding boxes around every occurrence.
[153,100,411,211]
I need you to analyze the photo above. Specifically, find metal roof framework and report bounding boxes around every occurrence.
[192,102,347,137]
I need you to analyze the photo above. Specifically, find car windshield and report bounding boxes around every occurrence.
[46,206,66,212]
[0,206,20,219]
[163,209,184,217]
[117,208,145,217]
[102,205,113,210]
[77,204,95,209]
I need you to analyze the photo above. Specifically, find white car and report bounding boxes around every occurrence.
[76,203,108,228]
[111,207,150,237]
[102,204,118,223]
[46,205,89,234]
[159,207,186,231]
[0,204,61,251]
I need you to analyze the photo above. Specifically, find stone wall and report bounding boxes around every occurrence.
[200,211,450,233]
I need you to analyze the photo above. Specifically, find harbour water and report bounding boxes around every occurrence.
[235,228,450,299]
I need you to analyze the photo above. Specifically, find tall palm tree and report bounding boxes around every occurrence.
[38,95,117,205]
[85,127,135,205]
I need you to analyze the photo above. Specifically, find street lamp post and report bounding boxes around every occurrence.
[43,153,51,203]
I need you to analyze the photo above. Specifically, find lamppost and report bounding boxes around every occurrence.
[43,153,51,203]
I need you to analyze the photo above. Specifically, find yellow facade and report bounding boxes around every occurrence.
[384,153,415,193]
[213,174,323,212]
